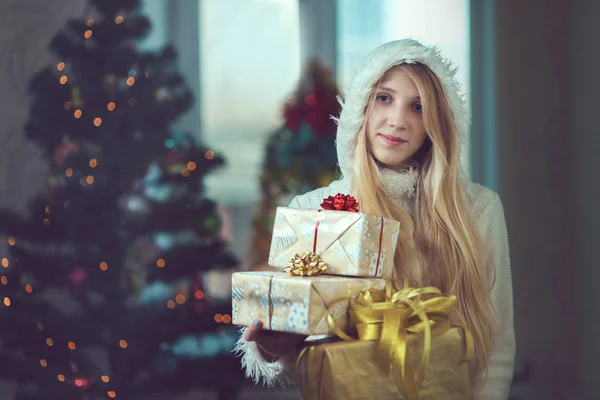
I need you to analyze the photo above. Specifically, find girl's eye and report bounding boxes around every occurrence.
[376,94,391,103]
[412,103,423,113]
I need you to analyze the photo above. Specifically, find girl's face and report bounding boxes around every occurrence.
[365,68,428,168]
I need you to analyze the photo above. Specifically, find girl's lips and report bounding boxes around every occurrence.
[379,134,407,146]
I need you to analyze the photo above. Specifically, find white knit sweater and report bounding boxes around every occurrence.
[234,178,516,399]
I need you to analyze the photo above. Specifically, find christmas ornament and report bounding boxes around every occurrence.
[154,231,198,251]
[121,193,151,218]
[171,131,191,148]
[143,185,186,203]
[142,162,162,184]
[71,86,82,108]
[128,65,139,78]
[53,138,79,165]
[47,172,67,192]
[69,267,88,287]
[155,88,168,102]
[285,252,328,276]
[137,281,173,306]
[171,332,237,359]
[321,194,359,212]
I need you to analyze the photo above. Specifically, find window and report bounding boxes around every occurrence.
[199,0,301,203]
[336,0,471,176]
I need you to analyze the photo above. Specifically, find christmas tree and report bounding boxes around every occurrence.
[247,59,341,269]
[0,1,242,399]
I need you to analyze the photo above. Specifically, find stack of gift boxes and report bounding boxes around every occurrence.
[232,194,473,400]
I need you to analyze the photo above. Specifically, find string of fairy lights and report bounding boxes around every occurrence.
[0,12,234,398]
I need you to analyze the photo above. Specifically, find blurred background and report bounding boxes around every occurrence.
[0,0,597,399]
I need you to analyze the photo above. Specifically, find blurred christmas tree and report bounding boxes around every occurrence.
[247,59,341,269]
[0,1,242,399]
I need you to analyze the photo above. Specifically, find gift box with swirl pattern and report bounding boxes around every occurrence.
[268,206,400,279]
[231,271,386,335]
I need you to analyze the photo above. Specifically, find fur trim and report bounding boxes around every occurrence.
[333,38,470,181]
[380,165,418,201]
[232,327,294,387]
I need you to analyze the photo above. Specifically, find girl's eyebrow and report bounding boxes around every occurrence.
[378,86,396,93]
[377,86,420,101]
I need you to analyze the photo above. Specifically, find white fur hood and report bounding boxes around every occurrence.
[333,38,470,181]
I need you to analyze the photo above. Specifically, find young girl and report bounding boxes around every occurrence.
[235,38,515,399]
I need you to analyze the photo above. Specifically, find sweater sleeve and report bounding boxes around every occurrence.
[472,192,516,399]
[232,327,297,387]
[232,195,304,387]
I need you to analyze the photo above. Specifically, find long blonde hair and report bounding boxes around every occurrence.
[351,63,495,379]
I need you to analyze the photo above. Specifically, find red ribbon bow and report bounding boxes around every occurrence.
[320,193,359,212]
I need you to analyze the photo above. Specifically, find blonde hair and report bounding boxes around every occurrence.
[351,63,495,379]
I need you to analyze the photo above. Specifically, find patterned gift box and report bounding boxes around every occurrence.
[268,207,400,279]
[231,271,386,335]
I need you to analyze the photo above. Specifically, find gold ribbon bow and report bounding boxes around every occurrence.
[322,279,473,400]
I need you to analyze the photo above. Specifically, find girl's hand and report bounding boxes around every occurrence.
[244,320,307,362]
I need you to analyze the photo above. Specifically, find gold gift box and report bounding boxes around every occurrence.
[268,207,400,279]
[298,328,472,400]
[231,271,386,335]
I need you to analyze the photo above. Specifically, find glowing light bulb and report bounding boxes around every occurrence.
[205,150,215,160]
